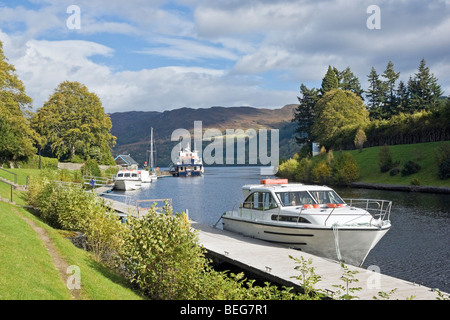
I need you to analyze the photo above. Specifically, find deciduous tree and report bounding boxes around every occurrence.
[0,40,37,164]
[33,81,116,164]
[312,89,369,148]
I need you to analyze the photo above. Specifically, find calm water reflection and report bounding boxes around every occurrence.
[109,166,450,293]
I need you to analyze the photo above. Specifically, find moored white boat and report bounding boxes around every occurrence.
[114,170,142,191]
[222,179,392,267]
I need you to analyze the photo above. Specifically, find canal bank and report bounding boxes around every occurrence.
[351,182,450,194]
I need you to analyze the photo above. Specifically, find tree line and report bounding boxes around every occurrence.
[0,40,116,166]
[293,59,449,151]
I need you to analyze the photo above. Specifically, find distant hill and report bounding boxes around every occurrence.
[110,104,299,167]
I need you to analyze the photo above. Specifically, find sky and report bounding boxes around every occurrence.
[0,0,449,114]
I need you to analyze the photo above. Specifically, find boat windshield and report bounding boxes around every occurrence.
[309,190,345,205]
[276,190,345,206]
[276,191,316,207]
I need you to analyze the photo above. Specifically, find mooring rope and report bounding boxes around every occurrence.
[332,223,342,262]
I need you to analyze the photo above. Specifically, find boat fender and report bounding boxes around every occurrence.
[303,204,320,209]
[326,203,344,208]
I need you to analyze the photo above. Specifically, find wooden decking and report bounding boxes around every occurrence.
[191,221,446,300]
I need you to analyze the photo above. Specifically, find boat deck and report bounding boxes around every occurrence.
[191,221,446,300]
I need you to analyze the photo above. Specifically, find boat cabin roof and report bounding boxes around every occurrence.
[242,183,333,194]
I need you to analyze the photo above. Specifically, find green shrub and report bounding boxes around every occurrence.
[311,161,332,184]
[435,143,450,180]
[378,144,394,173]
[19,155,58,169]
[27,177,126,264]
[333,153,360,186]
[117,206,208,300]
[410,178,421,186]
[296,158,312,183]
[438,159,450,180]
[401,160,421,176]
[389,168,400,176]
[277,158,299,180]
[81,159,102,177]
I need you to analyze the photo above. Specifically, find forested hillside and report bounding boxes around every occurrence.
[110,105,299,167]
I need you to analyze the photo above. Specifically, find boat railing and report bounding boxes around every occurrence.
[343,198,392,222]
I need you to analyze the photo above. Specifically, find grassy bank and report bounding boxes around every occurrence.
[0,201,144,300]
[347,141,450,187]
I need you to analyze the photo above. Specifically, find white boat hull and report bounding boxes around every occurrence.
[114,179,141,191]
[222,216,390,267]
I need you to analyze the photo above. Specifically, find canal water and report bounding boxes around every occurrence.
[108,166,450,294]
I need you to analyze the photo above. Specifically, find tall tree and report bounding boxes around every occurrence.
[321,65,339,95]
[0,40,37,164]
[381,61,400,117]
[334,67,364,99]
[293,84,319,146]
[32,81,116,164]
[408,58,442,111]
[366,67,387,119]
[396,80,410,114]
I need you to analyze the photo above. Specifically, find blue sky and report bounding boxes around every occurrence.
[0,0,449,113]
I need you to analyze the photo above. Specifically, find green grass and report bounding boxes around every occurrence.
[0,202,71,300]
[347,141,450,187]
[0,201,144,300]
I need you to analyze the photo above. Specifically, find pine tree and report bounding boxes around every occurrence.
[293,84,319,145]
[408,58,442,111]
[366,67,387,119]
[336,67,364,99]
[382,61,400,117]
[321,65,339,95]
[396,80,410,114]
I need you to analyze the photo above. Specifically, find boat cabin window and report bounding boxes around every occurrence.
[117,173,123,177]
[131,173,138,178]
[276,191,315,207]
[243,192,277,210]
[271,215,311,223]
[309,190,345,204]
[124,173,131,178]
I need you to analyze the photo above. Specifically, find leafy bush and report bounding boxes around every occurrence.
[389,168,400,176]
[117,206,209,299]
[435,143,450,180]
[438,159,450,180]
[332,153,360,186]
[27,176,126,263]
[296,158,312,183]
[81,159,102,177]
[401,160,421,176]
[19,155,58,169]
[410,178,421,186]
[378,144,394,173]
[311,161,332,184]
[277,158,299,180]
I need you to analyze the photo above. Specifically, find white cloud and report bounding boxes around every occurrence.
[0,32,296,113]
[1,0,449,116]
[136,37,239,61]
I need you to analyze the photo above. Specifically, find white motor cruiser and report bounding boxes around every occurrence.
[221,179,392,267]
[113,169,142,191]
